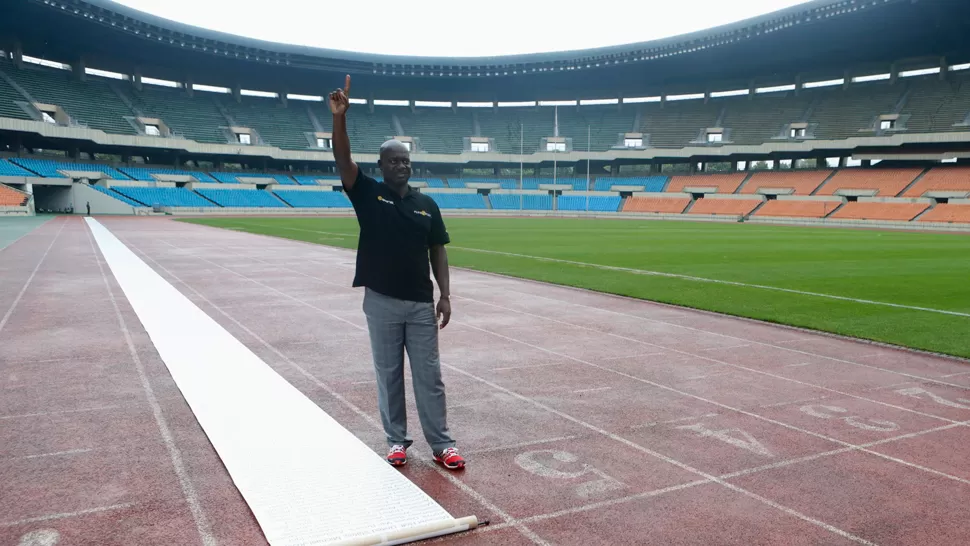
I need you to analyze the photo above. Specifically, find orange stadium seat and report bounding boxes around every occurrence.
[688,196,763,216]
[901,166,970,197]
[0,184,28,206]
[916,203,970,223]
[752,199,842,218]
[815,168,923,196]
[741,170,833,195]
[666,173,748,194]
[622,195,691,213]
[828,201,929,221]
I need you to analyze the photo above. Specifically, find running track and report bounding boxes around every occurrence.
[2,215,970,545]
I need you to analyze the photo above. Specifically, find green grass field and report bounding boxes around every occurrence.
[181,217,970,359]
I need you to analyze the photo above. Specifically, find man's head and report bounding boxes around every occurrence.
[378,139,411,190]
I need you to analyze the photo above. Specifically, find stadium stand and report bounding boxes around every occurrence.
[916,202,970,223]
[0,159,34,177]
[901,166,970,197]
[218,96,316,150]
[815,167,925,196]
[210,172,297,185]
[111,186,217,207]
[751,198,843,218]
[194,188,289,208]
[667,173,748,194]
[828,200,930,221]
[396,108,474,155]
[273,190,351,208]
[123,85,230,144]
[594,175,668,192]
[0,65,33,121]
[489,193,554,211]
[741,170,833,195]
[0,183,29,206]
[119,167,217,183]
[87,184,145,207]
[6,66,137,135]
[558,195,622,212]
[622,195,692,214]
[10,158,129,179]
[422,192,487,209]
[640,100,721,148]
[688,196,765,216]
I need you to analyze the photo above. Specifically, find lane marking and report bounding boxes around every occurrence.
[0,218,67,334]
[448,245,970,318]
[0,503,135,527]
[17,528,59,546]
[0,405,121,421]
[464,436,581,456]
[7,448,93,461]
[572,386,612,394]
[83,221,217,546]
[121,234,548,546]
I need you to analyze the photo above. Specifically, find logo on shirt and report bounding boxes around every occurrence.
[413,210,431,217]
[377,196,395,206]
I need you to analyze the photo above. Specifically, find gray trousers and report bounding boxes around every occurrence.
[362,288,455,453]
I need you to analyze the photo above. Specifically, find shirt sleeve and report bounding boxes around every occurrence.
[428,201,450,246]
[346,168,377,206]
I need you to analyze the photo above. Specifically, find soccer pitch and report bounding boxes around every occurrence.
[181,217,970,359]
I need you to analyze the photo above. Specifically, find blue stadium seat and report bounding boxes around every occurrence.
[119,167,217,183]
[423,192,486,209]
[210,172,297,185]
[273,190,351,208]
[112,187,216,207]
[88,185,144,207]
[10,158,129,179]
[596,176,668,192]
[0,160,33,177]
[558,195,622,212]
[195,189,289,207]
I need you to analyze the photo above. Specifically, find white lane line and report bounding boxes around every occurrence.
[0,405,121,420]
[448,245,970,318]
[572,386,612,394]
[0,218,67,334]
[83,221,217,546]
[6,448,93,461]
[0,503,135,527]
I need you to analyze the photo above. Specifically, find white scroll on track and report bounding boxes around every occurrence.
[86,218,478,546]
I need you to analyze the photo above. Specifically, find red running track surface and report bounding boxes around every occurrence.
[1,216,969,546]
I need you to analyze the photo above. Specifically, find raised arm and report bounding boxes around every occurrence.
[329,75,359,191]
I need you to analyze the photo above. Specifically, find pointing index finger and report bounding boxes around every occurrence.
[344,74,351,95]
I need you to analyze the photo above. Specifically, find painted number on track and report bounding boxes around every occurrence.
[895,387,970,410]
[799,404,900,432]
[514,450,626,499]
[676,422,773,457]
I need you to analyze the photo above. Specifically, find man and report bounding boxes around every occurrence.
[329,75,465,470]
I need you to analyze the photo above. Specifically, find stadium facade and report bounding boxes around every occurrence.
[1,0,970,228]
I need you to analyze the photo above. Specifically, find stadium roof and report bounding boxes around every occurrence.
[3,0,970,100]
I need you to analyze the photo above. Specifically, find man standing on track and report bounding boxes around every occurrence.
[329,75,465,470]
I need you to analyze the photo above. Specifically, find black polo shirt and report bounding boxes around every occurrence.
[346,169,450,303]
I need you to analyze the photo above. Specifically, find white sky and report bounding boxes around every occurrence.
[111,0,812,58]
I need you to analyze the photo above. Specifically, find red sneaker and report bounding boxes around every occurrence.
[387,445,407,466]
[433,447,465,470]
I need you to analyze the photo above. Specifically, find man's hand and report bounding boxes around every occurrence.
[329,75,351,115]
[436,296,451,329]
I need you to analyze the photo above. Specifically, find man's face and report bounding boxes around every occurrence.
[380,145,411,188]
